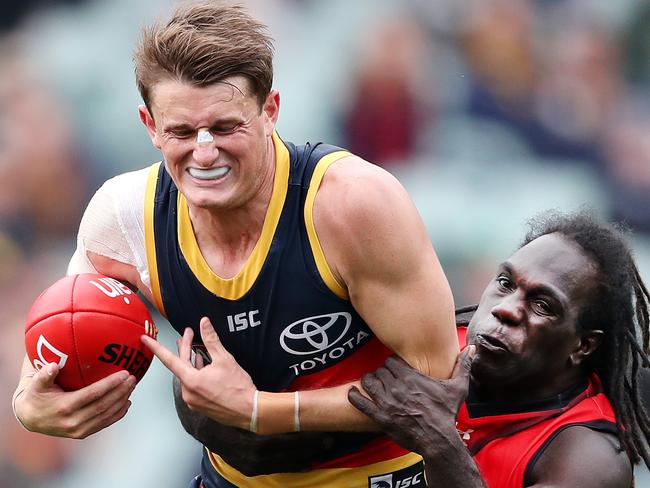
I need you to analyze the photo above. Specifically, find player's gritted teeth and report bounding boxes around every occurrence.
[188,166,231,180]
[475,334,510,354]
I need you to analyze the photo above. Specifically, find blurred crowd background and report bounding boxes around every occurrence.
[1,0,650,486]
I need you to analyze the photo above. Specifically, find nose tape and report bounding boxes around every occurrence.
[197,129,214,145]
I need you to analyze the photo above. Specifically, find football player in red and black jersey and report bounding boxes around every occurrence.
[350,210,650,488]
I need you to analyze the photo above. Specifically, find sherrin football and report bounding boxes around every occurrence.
[25,273,158,391]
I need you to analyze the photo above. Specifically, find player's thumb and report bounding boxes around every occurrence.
[452,345,475,381]
[199,317,227,355]
[32,363,60,390]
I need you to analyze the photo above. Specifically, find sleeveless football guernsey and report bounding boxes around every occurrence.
[143,132,424,487]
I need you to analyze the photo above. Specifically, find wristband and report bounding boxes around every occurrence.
[249,390,259,433]
[12,372,36,431]
[293,391,300,432]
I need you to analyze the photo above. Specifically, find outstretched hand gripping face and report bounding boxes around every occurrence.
[25,273,158,391]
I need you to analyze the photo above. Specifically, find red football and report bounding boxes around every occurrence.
[24,273,158,391]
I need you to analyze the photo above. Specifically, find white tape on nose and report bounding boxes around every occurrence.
[197,129,214,145]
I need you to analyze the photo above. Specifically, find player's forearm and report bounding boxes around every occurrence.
[255,381,376,435]
[174,377,365,475]
[421,433,486,488]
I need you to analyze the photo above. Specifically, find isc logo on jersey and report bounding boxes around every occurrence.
[368,472,424,488]
[280,312,369,375]
[368,462,425,488]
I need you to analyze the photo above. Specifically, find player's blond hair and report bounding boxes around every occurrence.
[134,1,274,111]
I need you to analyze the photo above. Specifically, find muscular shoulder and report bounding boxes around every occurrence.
[529,426,631,487]
[315,155,410,230]
[313,156,429,280]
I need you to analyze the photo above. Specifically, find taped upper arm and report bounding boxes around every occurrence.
[74,177,136,267]
[67,168,153,302]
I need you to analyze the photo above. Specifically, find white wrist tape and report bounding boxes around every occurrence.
[294,391,300,432]
[250,390,259,433]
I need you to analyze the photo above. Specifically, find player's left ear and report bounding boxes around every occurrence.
[569,330,604,366]
[262,90,280,135]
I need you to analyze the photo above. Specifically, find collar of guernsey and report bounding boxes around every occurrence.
[143,131,350,317]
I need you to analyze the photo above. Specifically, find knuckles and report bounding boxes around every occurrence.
[60,418,82,436]
[388,385,404,399]
[55,403,74,418]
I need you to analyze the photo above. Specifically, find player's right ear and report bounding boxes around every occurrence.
[138,105,161,150]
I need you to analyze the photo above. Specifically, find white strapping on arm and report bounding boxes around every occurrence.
[67,166,153,295]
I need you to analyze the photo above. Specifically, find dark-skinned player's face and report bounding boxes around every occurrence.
[467,233,599,396]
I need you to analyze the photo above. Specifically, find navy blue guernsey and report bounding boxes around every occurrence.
[143,133,421,485]
[146,134,386,390]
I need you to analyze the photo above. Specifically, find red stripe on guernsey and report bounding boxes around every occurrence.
[457,326,468,349]
[464,382,616,488]
[458,374,607,455]
[284,337,412,469]
[312,435,410,469]
[285,336,393,390]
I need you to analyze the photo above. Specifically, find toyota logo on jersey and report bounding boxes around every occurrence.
[280,312,352,355]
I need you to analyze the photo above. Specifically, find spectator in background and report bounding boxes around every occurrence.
[0,42,89,255]
[460,0,618,170]
[622,0,650,89]
[602,102,650,233]
[342,17,435,167]
[531,12,620,166]
[461,0,538,145]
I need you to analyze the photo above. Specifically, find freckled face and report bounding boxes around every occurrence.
[140,76,279,211]
[467,233,599,394]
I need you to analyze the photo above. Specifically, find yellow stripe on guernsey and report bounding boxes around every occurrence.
[304,150,351,300]
[144,161,166,317]
[207,450,423,488]
[176,131,289,300]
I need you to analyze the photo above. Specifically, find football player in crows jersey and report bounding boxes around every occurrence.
[350,210,650,488]
[12,2,458,487]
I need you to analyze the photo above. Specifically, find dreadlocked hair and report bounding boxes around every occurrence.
[520,209,650,468]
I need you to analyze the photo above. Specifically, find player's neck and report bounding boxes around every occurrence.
[188,158,276,278]
[467,375,589,417]
[192,197,267,242]
[472,368,588,406]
